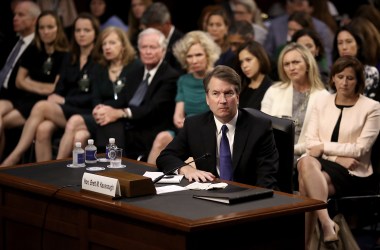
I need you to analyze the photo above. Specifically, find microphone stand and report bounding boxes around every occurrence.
[153,153,211,184]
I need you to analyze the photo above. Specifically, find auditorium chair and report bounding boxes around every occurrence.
[328,134,380,232]
[244,108,295,194]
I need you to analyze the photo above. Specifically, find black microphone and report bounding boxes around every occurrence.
[153,153,211,184]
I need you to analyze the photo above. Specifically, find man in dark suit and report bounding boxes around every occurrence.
[140,2,184,74]
[0,1,40,97]
[94,28,179,159]
[157,65,279,189]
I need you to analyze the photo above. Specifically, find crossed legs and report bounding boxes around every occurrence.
[297,156,338,249]
[1,100,66,166]
[0,100,27,163]
[56,114,90,159]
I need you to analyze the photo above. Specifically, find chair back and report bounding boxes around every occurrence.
[371,133,380,178]
[244,108,295,193]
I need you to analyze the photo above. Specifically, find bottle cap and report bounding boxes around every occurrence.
[88,139,94,145]
[109,138,115,144]
[75,142,81,147]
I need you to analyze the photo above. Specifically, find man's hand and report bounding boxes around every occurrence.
[93,104,121,126]
[179,165,215,182]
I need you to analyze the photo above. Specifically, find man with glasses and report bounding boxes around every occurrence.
[157,65,279,189]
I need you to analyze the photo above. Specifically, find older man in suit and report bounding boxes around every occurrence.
[94,28,179,159]
[156,65,279,189]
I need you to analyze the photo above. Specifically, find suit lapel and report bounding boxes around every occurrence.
[144,62,166,100]
[202,113,217,169]
[232,110,249,170]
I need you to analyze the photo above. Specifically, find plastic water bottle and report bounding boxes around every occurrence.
[105,138,117,160]
[72,142,85,167]
[85,139,97,164]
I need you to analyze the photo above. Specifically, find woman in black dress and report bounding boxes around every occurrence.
[55,26,141,159]
[236,40,273,110]
[1,13,99,166]
[0,10,69,165]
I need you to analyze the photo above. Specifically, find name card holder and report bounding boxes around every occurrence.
[82,172,121,199]
[82,171,156,199]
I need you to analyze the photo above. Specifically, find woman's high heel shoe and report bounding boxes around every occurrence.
[324,222,340,243]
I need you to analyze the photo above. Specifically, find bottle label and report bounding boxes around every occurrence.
[106,148,111,159]
[106,147,117,159]
[85,150,97,162]
[77,153,85,164]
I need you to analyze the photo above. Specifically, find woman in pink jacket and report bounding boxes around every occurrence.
[297,56,380,249]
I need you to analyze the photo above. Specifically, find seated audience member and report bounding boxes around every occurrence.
[308,0,337,35]
[349,17,380,74]
[0,10,69,161]
[157,65,279,189]
[55,26,141,159]
[205,8,235,67]
[198,5,223,31]
[147,30,220,164]
[0,1,41,160]
[261,42,328,161]
[297,56,380,249]
[232,0,267,45]
[332,24,380,100]
[274,11,316,63]
[236,40,273,110]
[127,0,152,50]
[76,28,179,159]
[89,0,128,32]
[140,2,183,73]
[291,28,329,85]
[1,13,99,166]
[264,0,334,68]
[228,20,255,53]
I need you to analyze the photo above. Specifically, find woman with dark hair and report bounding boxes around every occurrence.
[2,12,99,166]
[332,24,379,100]
[55,26,140,159]
[127,0,152,49]
[0,10,69,164]
[236,40,272,110]
[205,8,235,67]
[297,56,380,249]
[292,28,329,85]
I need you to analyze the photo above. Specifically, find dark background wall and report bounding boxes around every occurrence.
[0,0,372,42]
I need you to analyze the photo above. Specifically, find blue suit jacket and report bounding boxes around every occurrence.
[157,109,279,189]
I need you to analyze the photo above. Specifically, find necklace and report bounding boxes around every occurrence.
[109,67,122,74]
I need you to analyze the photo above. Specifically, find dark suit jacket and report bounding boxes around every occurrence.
[0,38,30,99]
[156,109,279,189]
[97,61,179,156]
[165,27,184,74]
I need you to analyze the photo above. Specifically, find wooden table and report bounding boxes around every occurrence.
[0,158,325,250]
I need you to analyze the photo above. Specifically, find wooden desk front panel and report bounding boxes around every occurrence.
[1,185,304,250]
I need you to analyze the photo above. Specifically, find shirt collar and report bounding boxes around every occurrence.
[21,33,35,46]
[214,110,239,134]
[143,59,163,85]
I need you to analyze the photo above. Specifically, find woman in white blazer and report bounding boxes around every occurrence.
[261,42,328,158]
[297,56,380,249]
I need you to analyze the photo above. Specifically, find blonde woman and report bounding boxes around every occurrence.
[147,31,220,164]
[261,42,329,158]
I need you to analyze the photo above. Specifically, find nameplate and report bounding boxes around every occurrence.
[82,172,121,197]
